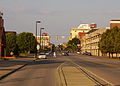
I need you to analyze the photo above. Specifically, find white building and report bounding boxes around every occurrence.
[69,24,97,40]
[81,27,110,56]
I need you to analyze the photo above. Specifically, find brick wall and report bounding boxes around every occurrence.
[0,17,5,57]
[110,23,120,29]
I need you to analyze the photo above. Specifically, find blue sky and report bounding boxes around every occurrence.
[1,0,120,43]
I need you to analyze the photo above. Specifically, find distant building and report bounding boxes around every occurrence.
[78,32,86,40]
[0,12,6,57]
[36,33,50,49]
[81,27,110,56]
[110,20,120,29]
[69,23,97,41]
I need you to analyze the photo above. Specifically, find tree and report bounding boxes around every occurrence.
[112,27,120,56]
[72,37,81,45]
[17,32,37,54]
[67,37,80,52]
[99,26,120,58]
[99,29,111,53]
[68,37,80,46]
[6,33,18,56]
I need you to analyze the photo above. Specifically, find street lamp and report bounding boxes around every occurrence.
[36,21,41,37]
[40,28,44,52]
[35,21,41,58]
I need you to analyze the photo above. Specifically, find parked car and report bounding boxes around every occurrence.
[45,51,52,56]
[82,52,92,56]
[37,53,47,59]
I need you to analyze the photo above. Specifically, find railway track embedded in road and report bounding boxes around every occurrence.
[57,61,113,86]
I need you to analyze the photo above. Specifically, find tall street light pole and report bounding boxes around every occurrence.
[35,21,41,58]
[40,28,44,52]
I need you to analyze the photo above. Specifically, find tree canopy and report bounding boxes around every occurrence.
[66,37,81,51]
[17,32,37,53]
[68,37,80,46]
[6,33,18,56]
[99,26,120,57]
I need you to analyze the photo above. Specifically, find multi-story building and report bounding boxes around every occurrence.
[0,12,6,57]
[36,33,50,50]
[110,20,120,29]
[69,23,97,41]
[81,27,110,56]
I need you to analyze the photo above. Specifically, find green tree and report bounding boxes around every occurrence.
[68,37,80,45]
[72,37,81,45]
[6,33,18,56]
[99,26,120,58]
[99,30,111,53]
[67,37,80,52]
[17,32,37,54]
[111,27,120,56]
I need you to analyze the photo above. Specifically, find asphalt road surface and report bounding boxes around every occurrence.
[69,54,120,86]
[0,54,120,86]
[0,57,65,86]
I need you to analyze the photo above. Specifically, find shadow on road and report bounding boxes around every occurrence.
[28,59,64,66]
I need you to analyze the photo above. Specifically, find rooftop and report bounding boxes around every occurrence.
[86,29,98,34]
[111,20,120,21]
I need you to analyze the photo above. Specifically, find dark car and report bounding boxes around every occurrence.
[82,52,92,56]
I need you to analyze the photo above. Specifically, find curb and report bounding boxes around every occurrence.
[0,63,28,80]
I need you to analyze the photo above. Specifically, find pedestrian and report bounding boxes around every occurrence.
[53,52,56,57]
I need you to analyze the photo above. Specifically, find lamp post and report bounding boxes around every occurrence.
[40,28,44,52]
[35,21,41,58]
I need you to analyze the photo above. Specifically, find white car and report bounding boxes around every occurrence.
[37,53,47,59]
[45,51,52,55]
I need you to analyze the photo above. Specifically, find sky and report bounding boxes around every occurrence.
[0,0,120,44]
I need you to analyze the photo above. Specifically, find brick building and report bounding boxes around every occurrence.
[0,12,6,57]
[110,20,120,29]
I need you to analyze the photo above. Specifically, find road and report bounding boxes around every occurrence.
[0,54,120,86]
[69,54,120,86]
[0,57,64,86]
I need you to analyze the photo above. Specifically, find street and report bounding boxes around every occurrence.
[0,57,64,86]
[69,55,120,86]
[0,54,120,86]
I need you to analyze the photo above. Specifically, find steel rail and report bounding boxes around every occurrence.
[58,61,111,86]
[70,61,112,86]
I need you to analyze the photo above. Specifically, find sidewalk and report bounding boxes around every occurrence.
[0,57,34,80]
